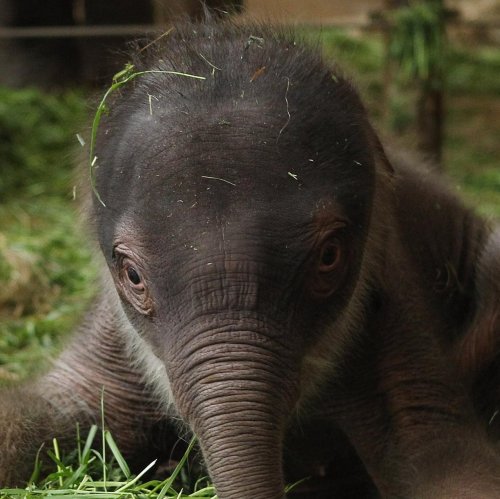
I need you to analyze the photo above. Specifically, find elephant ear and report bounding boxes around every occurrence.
[366,121,395,178]
[358,121,397,281]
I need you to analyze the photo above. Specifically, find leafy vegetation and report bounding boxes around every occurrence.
[387,1,445,82]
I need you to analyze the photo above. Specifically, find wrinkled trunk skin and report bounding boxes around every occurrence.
[167,327,298,499]
[197,408,284,499]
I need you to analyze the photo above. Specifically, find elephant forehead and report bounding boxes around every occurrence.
[105,145,336,233]
[125,125,316,198]
[113,203,313,264]
[95,110,373,263]
[99,101,368,205]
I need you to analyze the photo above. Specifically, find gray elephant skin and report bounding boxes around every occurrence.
[1,20,500,499]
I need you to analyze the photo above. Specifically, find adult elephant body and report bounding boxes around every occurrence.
[1,20,500,498]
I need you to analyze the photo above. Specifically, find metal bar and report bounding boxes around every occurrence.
[0,20,371,39]
[0,24,161,39]
[0,20,498,40]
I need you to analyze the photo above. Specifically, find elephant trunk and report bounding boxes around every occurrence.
[168,328,298,499]
[198,408,285,499]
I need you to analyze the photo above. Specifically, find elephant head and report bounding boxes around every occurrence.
[91,21,379,498]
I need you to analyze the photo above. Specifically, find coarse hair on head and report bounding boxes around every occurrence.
[102,16,370,142]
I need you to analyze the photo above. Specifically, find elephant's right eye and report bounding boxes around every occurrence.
[126,266,142,286]
[123,260,145,292]
[113,245,153,315]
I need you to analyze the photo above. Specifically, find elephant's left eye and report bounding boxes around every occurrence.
[318,240,341,273]
[308,229,348,299]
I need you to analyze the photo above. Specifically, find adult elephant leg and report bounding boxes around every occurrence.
[0,293,170,485]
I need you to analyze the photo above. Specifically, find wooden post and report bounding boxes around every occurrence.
[416,0,445,167]
[382,0,445,168]
[416,69,444,165]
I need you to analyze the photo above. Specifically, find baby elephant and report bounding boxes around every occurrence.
[1,20,500,499]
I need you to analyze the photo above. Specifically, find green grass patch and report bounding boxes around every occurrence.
[447,45,500,96]
[0,198,95,382]
[0,428,216,499]
[0,87,87,199]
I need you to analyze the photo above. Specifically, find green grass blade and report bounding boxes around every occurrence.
[114,459,157,493]
[62,459,95,489]
[104,430,131,478]
[156,479,173,499]
[100,390,107,491]
[285,476,310,493]
[53,438,64,487]
[81,425,98,463]
[157,436,197,495]
[28,443,45,486]
[190,486,217,496]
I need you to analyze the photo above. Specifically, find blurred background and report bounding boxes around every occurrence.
[0,0,499,382]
